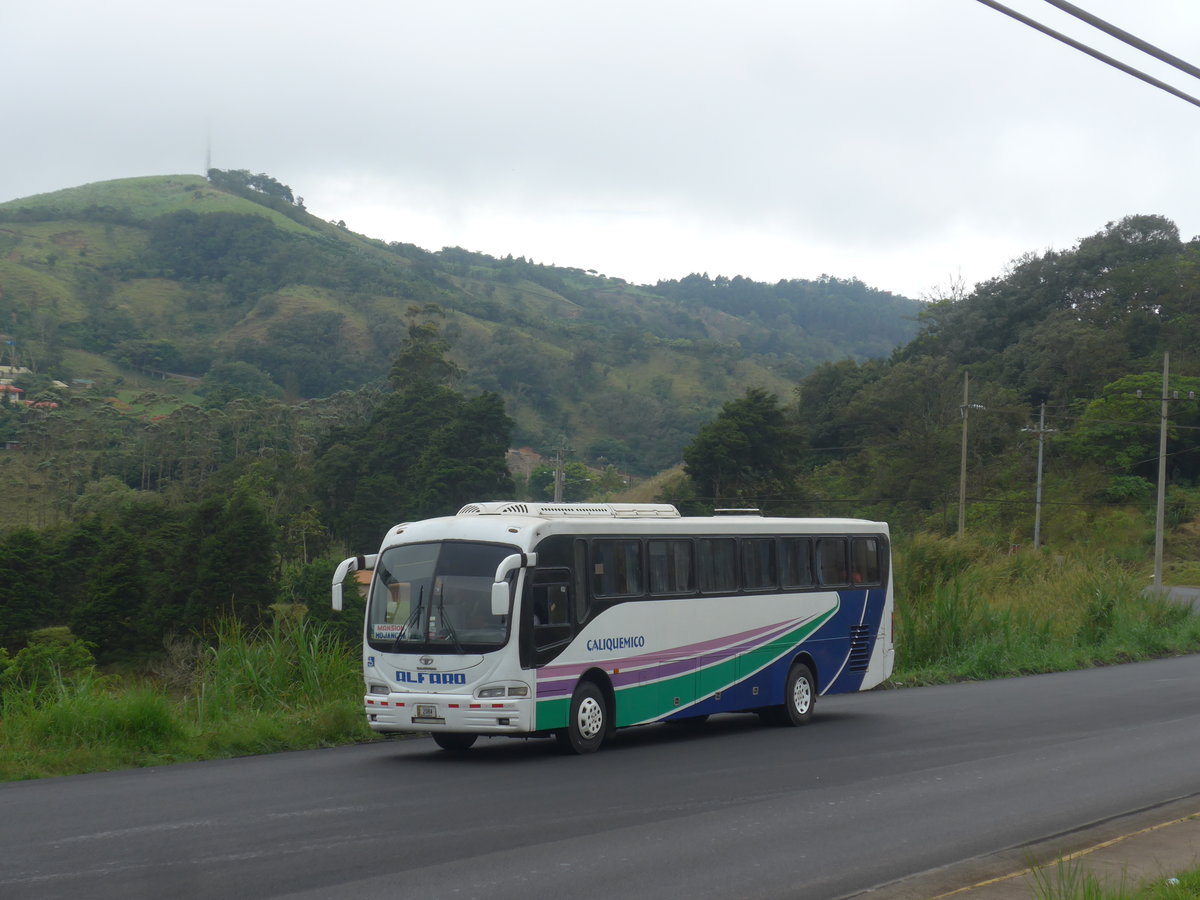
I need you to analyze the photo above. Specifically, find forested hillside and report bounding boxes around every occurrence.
[680,214,1200,558]
[0,169,922,663]
[8,172,1196,676]
[0,171,919,478]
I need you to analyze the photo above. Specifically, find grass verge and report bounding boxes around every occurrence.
[892,534,1200,684]
[1030,857,1200,899]
[4,536,1200,780]
[0,618,371,781]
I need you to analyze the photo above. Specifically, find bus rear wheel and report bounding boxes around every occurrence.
[782,662,815,726]
[433,733,478,752]
[762,663,815,727]
[557,681,607,754]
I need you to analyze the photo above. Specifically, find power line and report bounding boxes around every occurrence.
[1039,0,1200,82]
[972,0,1200,110]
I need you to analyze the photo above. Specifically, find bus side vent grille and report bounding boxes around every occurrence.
[848,625,872,671]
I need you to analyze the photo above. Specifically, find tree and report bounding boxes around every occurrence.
[183,483,277,628]
[683,388,793,506]
[70,526,146,661]
[529,462,596,502]
[388,305,462,392]
[315,317,513,548]
[1065,372,1200,481]
[199,361,284,404]
[0,528,52,648]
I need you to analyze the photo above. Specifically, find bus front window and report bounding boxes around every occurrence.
[367,541,516,653]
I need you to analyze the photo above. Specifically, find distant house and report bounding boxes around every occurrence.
[0,366,32,378]
[0,384,24,405]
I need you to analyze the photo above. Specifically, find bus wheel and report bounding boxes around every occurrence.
[781,663,815,726]
[558,681,607,754]
[433,733,478,752]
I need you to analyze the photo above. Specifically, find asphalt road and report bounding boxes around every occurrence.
[1158,584,1200,612]
[3,655,1200,900]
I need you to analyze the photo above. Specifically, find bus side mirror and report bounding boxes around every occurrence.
[331,554,377,611]
[491,552,537,616]
[491,582,511,617]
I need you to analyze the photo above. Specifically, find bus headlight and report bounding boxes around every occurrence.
[477,684,530,699]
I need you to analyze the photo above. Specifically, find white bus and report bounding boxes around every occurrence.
[332,502,893,754]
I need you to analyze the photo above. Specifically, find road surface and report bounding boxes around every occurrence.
[2,655,1199,899]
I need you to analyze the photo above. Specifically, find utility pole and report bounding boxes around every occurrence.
[552,435,572,503]
[958,372,985,537]
[1154,351,1169,589]
[1022,402,1056,549]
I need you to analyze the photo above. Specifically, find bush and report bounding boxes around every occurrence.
[1103,475,1152,504]
[2,627,96,692]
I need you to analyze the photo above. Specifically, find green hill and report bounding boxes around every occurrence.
[0,171,921,473]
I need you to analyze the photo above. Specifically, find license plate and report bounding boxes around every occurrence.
[417,704,438,718]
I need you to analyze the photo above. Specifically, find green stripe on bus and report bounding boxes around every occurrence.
[536,608,838,731]
[536,696,570,731]
[618,608,837,725]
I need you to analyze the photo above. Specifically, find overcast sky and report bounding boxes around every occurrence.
[3,0,1198,299]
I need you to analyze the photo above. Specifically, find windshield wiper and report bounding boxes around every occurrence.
[434,583,465,654]
[392,585,424,653]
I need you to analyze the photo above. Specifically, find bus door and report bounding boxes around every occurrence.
[521,567,573,668]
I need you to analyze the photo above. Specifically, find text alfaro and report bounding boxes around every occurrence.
[396,671,467,685]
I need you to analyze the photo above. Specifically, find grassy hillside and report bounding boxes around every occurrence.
[0,172,920,474]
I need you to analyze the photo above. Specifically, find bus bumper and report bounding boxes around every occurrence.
[363,693,533,735]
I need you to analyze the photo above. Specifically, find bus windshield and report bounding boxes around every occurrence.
[367,541,515,653]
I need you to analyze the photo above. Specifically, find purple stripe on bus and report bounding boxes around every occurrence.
[538,618,804,686]
[535,617,813,696]
[536,616,812,682]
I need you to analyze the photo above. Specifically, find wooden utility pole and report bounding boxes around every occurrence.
[958,372,986,538]
[1154,351,1169,589]
[1022,402,1056,549]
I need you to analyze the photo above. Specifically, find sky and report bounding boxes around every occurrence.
[2,0,1199,300]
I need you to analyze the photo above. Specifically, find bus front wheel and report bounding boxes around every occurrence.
[557,681,607,754]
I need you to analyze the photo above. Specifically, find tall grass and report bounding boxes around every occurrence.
[0,617,370,781]
[893,534,1200,683]
[5,535,1200,779]
[1028,856,1200,900]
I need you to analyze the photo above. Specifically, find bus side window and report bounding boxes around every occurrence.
[648,540,694,595]
[740,538,777,591]
[780,537,814,589]
[530,568,572,651]
[851,537,880,585]
[816,538,849,586]
[533,584,570,626]
[697,538,737,593]
[593,539,643,597]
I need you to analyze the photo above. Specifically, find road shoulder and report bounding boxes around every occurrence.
[859,796,1200,900]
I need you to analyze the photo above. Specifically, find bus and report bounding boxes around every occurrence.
[331,502,893,754]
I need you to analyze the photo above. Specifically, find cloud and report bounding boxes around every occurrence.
[3,0,1199,298]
